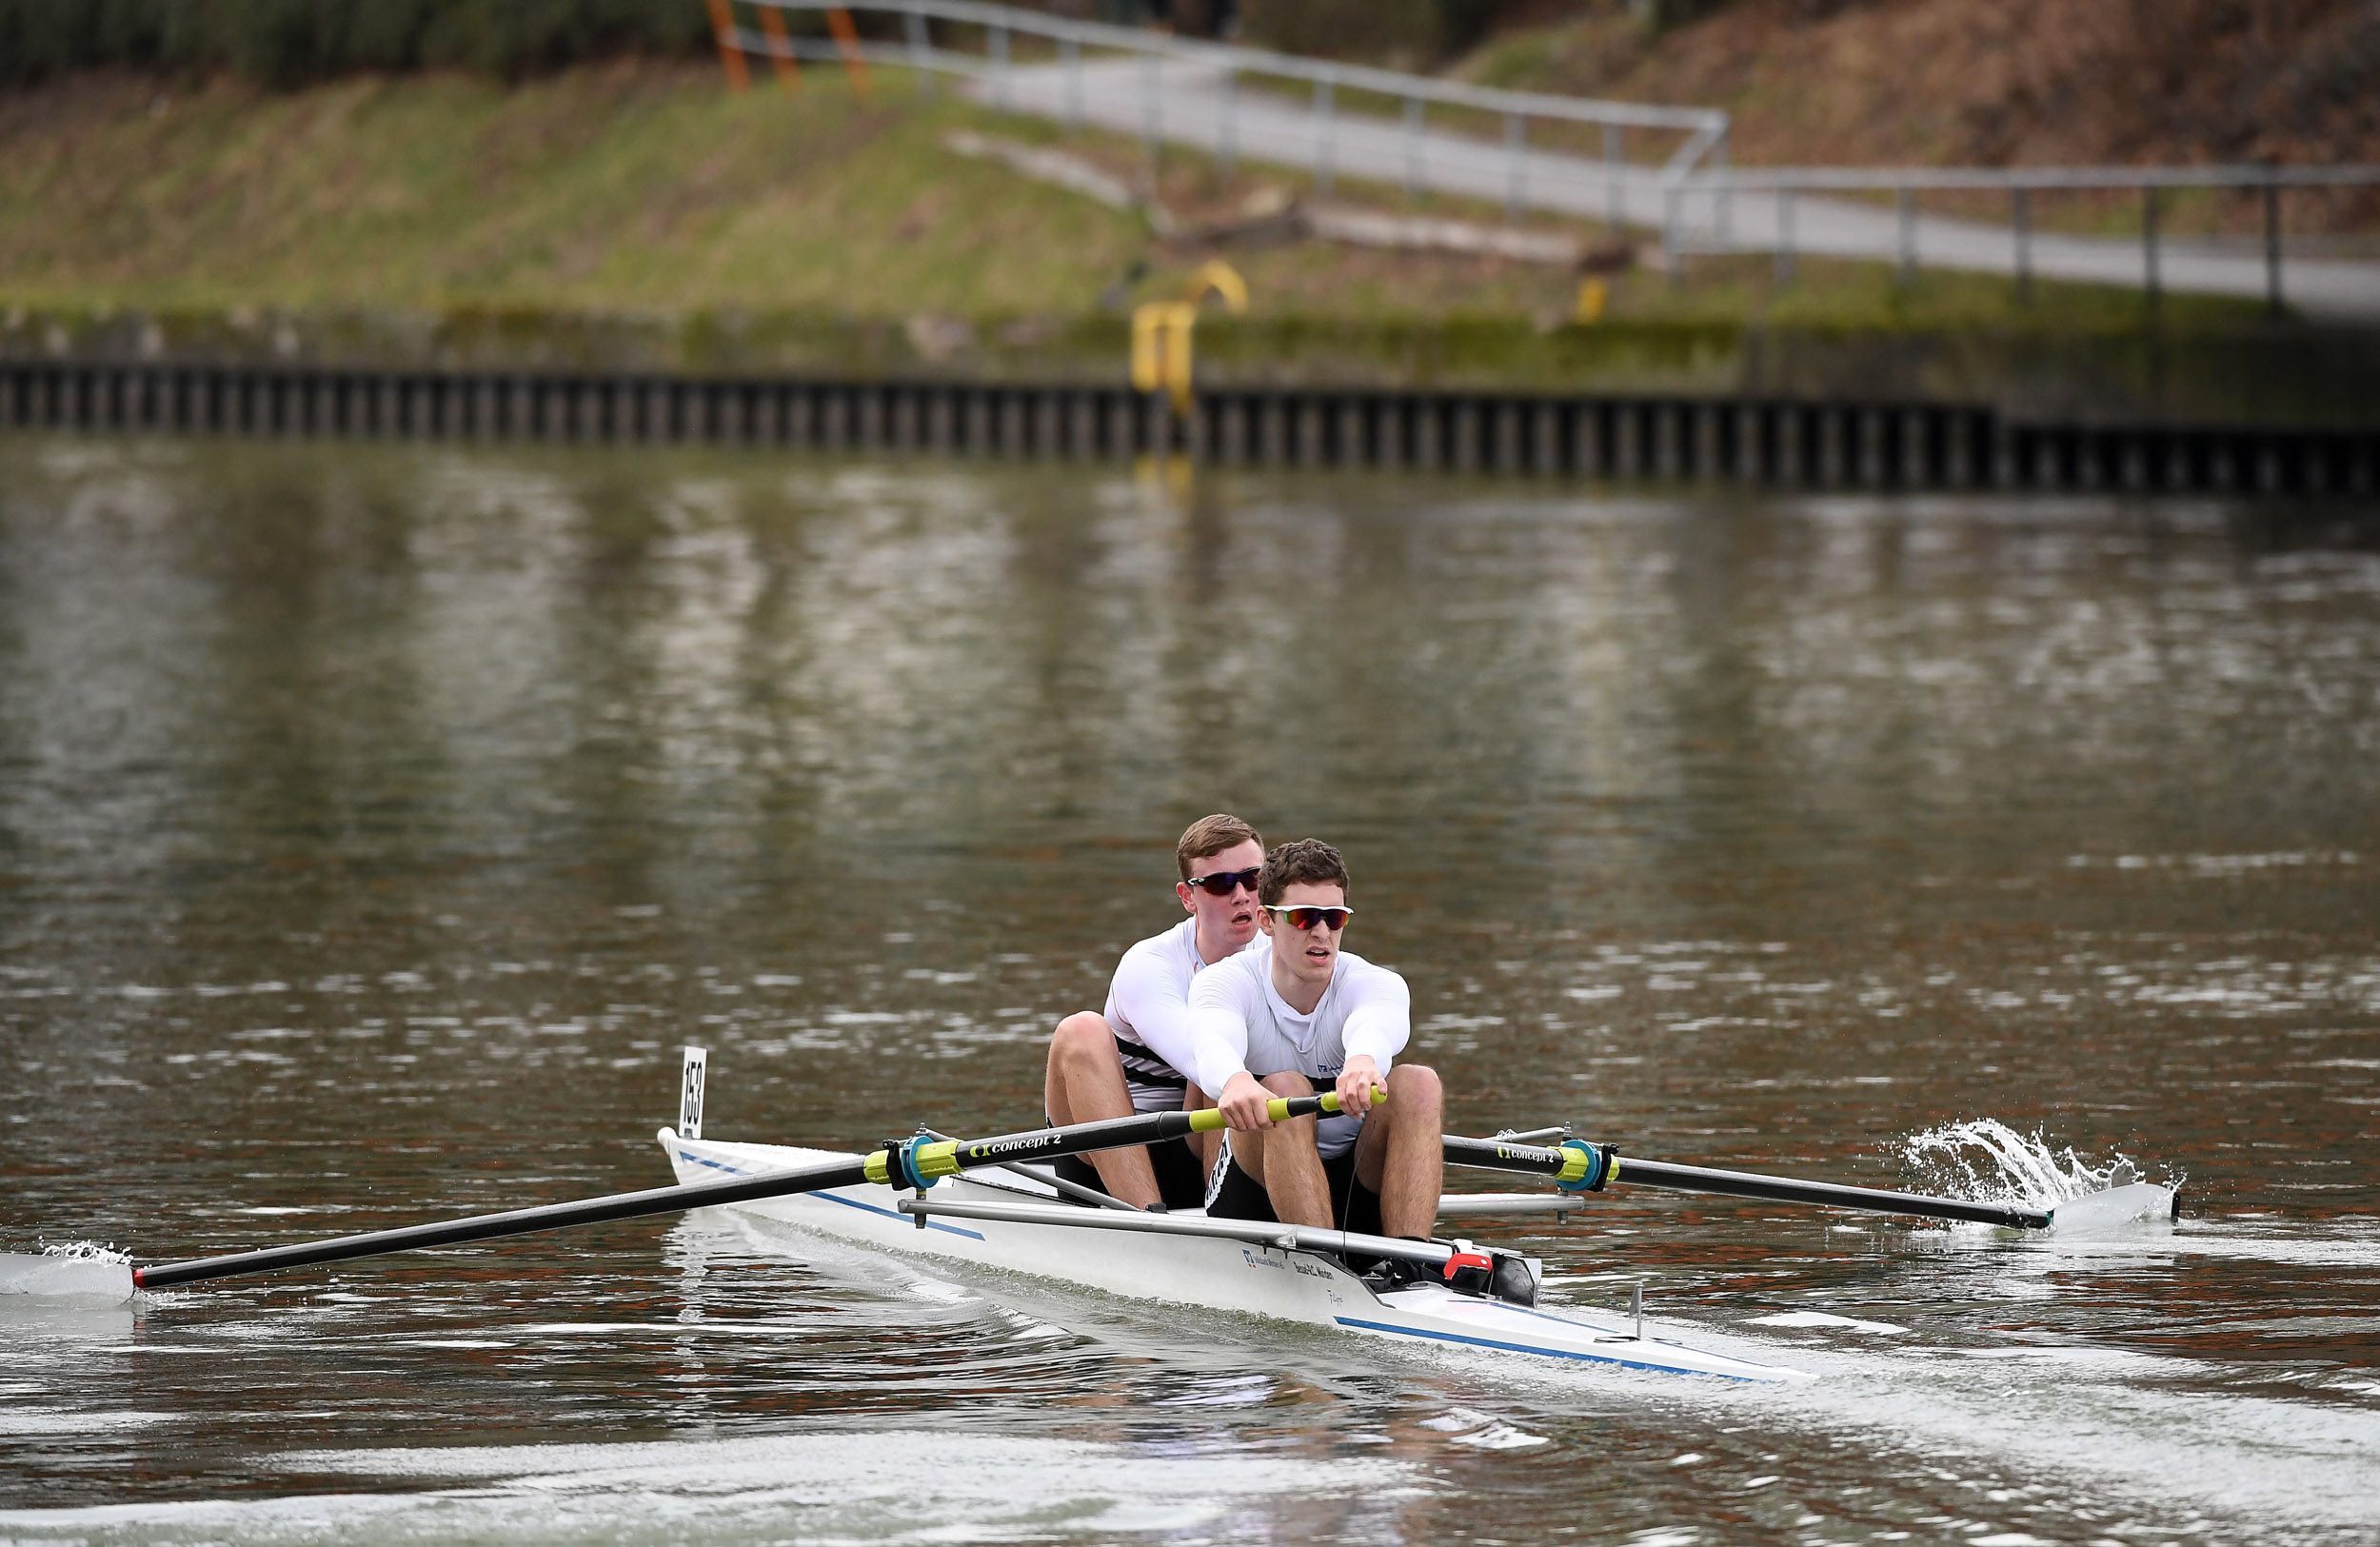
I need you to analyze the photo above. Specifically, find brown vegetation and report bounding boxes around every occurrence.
[1466,0,2380,167]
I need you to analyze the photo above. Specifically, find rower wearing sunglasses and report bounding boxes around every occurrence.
[1184,839,1443,1268]
[1040,813,1269,1210]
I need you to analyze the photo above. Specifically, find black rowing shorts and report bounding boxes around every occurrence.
[1051,1134,1209,1211]
[1206,1143,1382,1238]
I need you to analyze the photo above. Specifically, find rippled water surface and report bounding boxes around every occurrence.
[3,438,2378,1543]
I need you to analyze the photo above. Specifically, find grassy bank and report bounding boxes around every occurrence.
[15,58,2369,424]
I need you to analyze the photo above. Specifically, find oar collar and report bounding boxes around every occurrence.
[867,1138,962,1191]
[1555,1140,1618,1194]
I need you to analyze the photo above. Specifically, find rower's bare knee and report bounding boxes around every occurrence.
[1386,1062,1441,1119]
[1046,1013,1121,1128]
[1050,1012,1113,1074]
[1360,1064,1441,1193]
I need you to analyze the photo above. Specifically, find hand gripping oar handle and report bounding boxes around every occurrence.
[132,1092,1357,1290]
[1440,1135,2053,1230]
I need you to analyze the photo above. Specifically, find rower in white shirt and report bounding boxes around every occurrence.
[1183,839,1445,1256]
[1041,814,1266,1209]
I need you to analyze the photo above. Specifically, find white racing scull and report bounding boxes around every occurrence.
[659,1044,1811,1384]
[660,1125,1811,1383]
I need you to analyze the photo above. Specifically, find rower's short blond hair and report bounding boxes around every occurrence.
[1176,814,1263,880]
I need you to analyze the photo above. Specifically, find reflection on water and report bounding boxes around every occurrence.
[2,438,2377,1541]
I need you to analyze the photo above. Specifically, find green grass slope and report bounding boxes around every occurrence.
[0,63,1158,314]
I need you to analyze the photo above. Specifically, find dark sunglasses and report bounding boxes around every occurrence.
[1263,903,1352,932]
[1184,866,1262,897]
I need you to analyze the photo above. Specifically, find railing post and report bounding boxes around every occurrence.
[2013,186,2033,303]
[1504,111,1525,220]
[1403,96,1423,202]
[1663,182,1681,281]
[1218,69,1237,178]
[904,10,933,100]
[1313,76,1335,196]
[1140,52,1160,163]
[1896,186,1916,288]
[2142,184,2160,309]
[991,23,1010,111]
[2265,174,2285,318]
[1713,123,1732,249]
[1775,187,1795,288]
[1062,35,1082,130]
[1603,122,1623,230]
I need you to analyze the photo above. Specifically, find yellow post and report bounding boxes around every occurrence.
[1575,277,1609,324]
[1131,306,1163,397]
[1129,265,1251,416]
[1131,303,1198,413]
[706,0,750,92]
[1163,304,1195,412]
[756,5,800,92]
[824,7,874,102]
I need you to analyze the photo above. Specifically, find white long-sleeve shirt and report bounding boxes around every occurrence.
[1102,918,1254,1112]
[1183,943,1411,1160]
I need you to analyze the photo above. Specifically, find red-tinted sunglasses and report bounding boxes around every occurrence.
[1263,903,1352,932]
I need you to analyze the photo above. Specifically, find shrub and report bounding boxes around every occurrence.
[0,0,712,89]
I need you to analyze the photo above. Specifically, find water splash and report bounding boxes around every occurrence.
[4,1240,134,1299]
[1897,1119,2180,1214]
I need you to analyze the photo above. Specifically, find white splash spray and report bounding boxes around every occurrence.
[2,1240,135,1299]
[1896,1119,2179,1214]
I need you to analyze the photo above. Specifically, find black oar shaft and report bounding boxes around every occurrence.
[1440,1135,2051,1230]
[134,1156,871,1289]
[135,1098,1335,1291]
[1613,1156,2052,1230]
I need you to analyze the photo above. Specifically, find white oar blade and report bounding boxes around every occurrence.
[0,1252,137,1301]
[2048,1182,2177,1238]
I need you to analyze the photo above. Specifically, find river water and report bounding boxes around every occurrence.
[2,436,2376,1544]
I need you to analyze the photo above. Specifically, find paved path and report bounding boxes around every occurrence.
[967,59,2380,317]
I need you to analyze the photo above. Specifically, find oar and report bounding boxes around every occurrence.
[127,1093,1354,1292]
[1440,1134,2054,1230]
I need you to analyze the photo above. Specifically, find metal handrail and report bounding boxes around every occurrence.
[724,2,2373,310]
[1664,164,2380,309]
[1684,164,2380,193]
[732,0,1730,194]
[758,0,1726,133]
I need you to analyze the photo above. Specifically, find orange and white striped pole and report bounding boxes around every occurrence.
[756,5,801,92]
[824,7,873,102]
[705,0,750,92]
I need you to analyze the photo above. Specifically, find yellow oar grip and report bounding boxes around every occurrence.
[1186,1086,1384,1131]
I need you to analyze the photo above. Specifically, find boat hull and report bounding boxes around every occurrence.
[660,1128,1809,1383]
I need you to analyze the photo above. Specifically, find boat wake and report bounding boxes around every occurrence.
[1896,1119,2181,1219]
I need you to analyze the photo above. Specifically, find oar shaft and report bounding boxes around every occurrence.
[1439,1135,2051,1230]
[134,1156,871,1289]
[1614,1156,2052,1230]
[136,1094,1346,1290]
